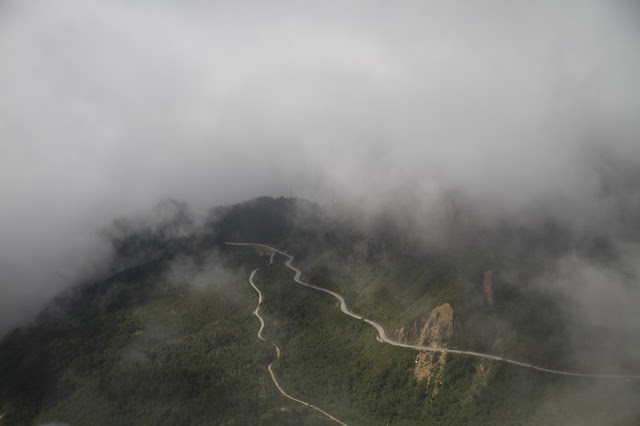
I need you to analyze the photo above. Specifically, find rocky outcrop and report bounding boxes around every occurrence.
[394,303,454,396]
[393,302,453,347]
[418,303,454,347]
[393,318,424,345]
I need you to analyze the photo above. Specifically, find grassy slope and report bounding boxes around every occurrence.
[1,249,333,425]
[298,247,588,371]
[298,250,462,331]
[2,244,639,425]
[254,251,640,425]
[2,192,639,425]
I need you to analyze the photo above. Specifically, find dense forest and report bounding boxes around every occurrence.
[1,197,639,425]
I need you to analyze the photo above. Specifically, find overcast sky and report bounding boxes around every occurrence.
[1,0,640,334]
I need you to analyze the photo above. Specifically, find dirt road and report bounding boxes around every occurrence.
[248,269,347,425]
[231,243,640,380]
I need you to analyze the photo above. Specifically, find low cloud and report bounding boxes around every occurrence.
[1,0,639,334]
[539,243,640,371]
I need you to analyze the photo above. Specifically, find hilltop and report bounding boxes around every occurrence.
[1,196,639,425]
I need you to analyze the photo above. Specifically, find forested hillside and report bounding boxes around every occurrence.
[1,196,639,425]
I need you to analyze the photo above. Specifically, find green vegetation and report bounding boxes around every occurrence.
[299,251,462,330]
[0,249,333,425]
[2,197,639,425]
[250,252,640,425]
[299,248,582,370]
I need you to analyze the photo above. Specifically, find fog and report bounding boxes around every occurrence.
[1,0,640,336]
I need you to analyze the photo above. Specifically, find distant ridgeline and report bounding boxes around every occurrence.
[1,196,639,425]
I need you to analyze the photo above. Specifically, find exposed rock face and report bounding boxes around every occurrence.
[393,319,424,345]
[393,302,454,347]
[482,270,495,308]
[394,303,454,396]
[413,351,443,387]
[419,303,454,347]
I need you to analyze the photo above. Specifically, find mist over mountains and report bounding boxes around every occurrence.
[21,193,640,373]
[2,193,640,424]
[2,0,640,346]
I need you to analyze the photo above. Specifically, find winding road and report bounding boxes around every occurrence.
[231,243,640,380]
[248,269,348,425]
